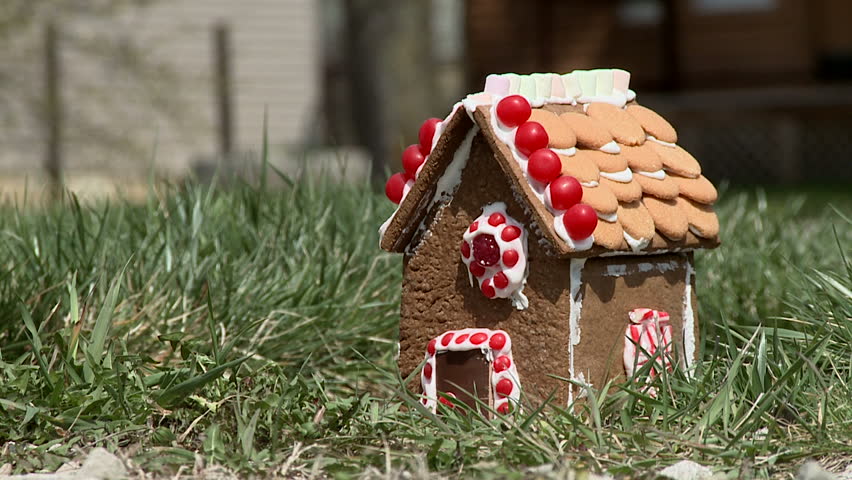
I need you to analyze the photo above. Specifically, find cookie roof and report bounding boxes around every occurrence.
[380,70,720,258]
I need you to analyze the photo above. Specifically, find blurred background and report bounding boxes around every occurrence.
[1,0,851,200]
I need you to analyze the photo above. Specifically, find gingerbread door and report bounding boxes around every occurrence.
[421,328,520,415]
[434,349,492,411]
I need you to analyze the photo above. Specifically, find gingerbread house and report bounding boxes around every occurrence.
[379,70,720,414]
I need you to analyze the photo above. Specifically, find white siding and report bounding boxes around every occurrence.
[0,0,319,178]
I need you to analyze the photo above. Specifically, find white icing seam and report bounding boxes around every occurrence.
[578,91,628,108]
[405,127,479,255]
[636,169,666,180]
[580,181,599,188]
[683,260,696,374]
[430,129,477,206]
[604,260,679,277]
[553,212,594,250]
[599,141,621,154]
[550,147,577,156]
[599,167,633,183]
[421,328,521,414]
[568,258,586,404]
[646,135,677,148]
[597,211,617,223]
[379,103,466,246]
[623,231,650,252]
[688,224,708,238]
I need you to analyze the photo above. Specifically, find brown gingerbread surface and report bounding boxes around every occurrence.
[573,253,698,398]
[399,133,573,405]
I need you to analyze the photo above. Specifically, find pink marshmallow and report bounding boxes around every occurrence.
[550,74,565,98]
[484,74,510,96]
[613,69,631,93]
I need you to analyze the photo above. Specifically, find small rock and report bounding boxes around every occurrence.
[797,461,836,480]
[659,460,713,480]
[77,448,127,480]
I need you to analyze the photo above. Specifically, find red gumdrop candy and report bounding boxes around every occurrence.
[423,362,432,379]
[563,203,598,240]
[472,234,500,267]
[427,338,437,355]
[502,249,519,268]
[496,378,513,396]
[470,332,488,345]
[488,212,506,226]
[489,332,506,350]
[549,175,583,211]
[497,402,511,414]
[384,173,407,204]
[493,355,511,373]
[419,118,442,155]
[496,95,531,128]
[493,272,509,289]
[527,149,561,183]
[402,144,426,177]
[469,262,485,277]
[460,241,470,259]
[501,226,521,242]
[514,121,549,157]
[481,281,496,298]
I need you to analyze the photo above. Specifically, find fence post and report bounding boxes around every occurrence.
[213,22,234,163]
[44,21,63,201]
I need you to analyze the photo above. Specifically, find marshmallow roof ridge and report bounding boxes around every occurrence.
[482,69,635,107]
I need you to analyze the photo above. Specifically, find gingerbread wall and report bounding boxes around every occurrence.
[398,130,700,407]
[572,253,698,399]
[399,131,574,405]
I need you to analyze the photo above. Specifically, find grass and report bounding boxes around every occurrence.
[0,174,850,478]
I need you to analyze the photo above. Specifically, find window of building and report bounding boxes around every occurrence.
[618,0,664,26]
[691,0,776,14]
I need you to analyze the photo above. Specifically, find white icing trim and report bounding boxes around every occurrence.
[599,141,621,154]
[461,93,493,112]
[553,212,594,251]
[485,100,594,252]
[646,135,677,148]
[580,180,599,188]
[626,89,636,102]
[577,91,628,108]
[430,129,477,206]
[379,102,467,246]
[421,328,521,415]
[600,167,633,183]
[683,260,696,374]
[688,225,707,238]
[597,211,618,223]
[568,258,586,404]
[636,169,666,180]
[460,203,529,310]
[604,259,680,277]
[550,147,577,156]
[623,231,650,252]
[405,127,479,255]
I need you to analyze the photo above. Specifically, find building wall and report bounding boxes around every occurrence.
[0,0,319,181]
[466,0,851,91]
